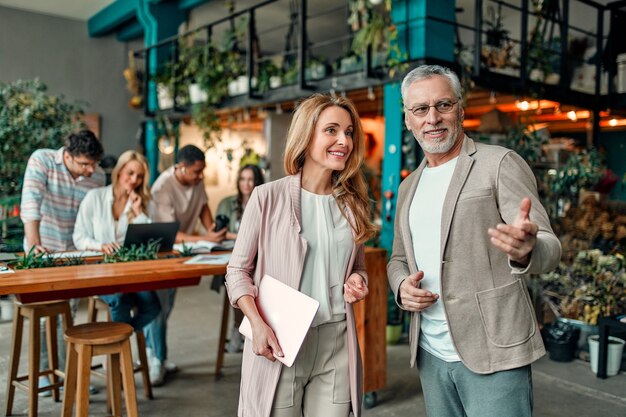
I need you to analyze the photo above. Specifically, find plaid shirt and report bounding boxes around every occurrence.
[20,147,105,251]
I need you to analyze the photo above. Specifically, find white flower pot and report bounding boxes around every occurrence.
[228,79,239,96]
[588,335,625,377]
[188,83,207,104]
[269,76,282,89]
[157,84,173,109]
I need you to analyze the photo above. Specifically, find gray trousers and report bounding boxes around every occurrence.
[417,347,533,417]
[270,317,351,417]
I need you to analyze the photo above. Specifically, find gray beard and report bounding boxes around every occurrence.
[416,134,456,154]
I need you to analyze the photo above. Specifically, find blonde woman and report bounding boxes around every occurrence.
[73,150,160,330]
[226,94,377,417]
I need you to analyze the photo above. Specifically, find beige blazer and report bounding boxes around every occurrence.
[387,136,561,374]
[226,173,367,417]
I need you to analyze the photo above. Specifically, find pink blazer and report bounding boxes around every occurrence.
[226,173,367,417]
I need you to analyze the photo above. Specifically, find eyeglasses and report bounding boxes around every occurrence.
[405,100,459,117]
[71,156,98,169]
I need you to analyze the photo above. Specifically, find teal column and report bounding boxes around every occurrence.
[135,0,186,184]
[380,82,403,251]
[392,0,455,62]
[380,0,456,251]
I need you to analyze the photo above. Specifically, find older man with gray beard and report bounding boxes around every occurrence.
[387,65,561,417]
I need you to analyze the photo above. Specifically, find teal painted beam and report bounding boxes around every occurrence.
[178,0,210,11]
[116,19,144,41]
[88,0,137,38]
[135,0,187,183]
[380,82,403,252]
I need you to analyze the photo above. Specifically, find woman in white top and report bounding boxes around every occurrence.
[226,94,377,417]
[73,150,160,330]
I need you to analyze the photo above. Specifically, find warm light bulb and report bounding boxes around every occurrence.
[609,118,618,127]
[516,100,530,111]
[567,111,577,121]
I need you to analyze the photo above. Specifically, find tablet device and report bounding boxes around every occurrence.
[123,221,180,252]
[239,274,319,367]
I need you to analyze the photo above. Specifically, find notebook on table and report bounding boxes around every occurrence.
[239,274,319,367]
[123,221,180,252]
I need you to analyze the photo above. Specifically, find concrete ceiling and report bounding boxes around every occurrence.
[0,0,114,21]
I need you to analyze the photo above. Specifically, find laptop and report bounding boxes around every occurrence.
[123,221,180,252]
[239,274,319,367]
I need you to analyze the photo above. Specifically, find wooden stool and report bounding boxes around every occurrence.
[62,322,139,417]
[4,300,73,417]
[87,296,153,401]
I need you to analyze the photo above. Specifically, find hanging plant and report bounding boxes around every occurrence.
[348,0,407,78]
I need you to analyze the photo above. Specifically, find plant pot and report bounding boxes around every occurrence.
[588,335,625,377]
[228,76,250,96]
[557,317,598,352]
[157,84,174,109]
[188,83,207,104]
[386,324,402,345]
[545,338,577,362]
[269,76,282,89]
[305,63,327,80]
[545,73,560,85]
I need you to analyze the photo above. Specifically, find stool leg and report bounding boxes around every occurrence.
[109,354,123,417]
[61,342,78,417]
[4,305,23,416]
[27,309,41,417]
[120,340,139,417]
[87,297,97,323]
[215,288,230,380]
[75,344,92,417]
[135,331,153,399]
[46,314,60,402]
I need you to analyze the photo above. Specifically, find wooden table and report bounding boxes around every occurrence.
[0,248,388,399]
[0,257,224,304]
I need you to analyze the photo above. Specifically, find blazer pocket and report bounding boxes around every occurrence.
[458,187,493,201]
[475,279,536,348]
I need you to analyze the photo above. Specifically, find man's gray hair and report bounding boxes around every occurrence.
[401,65,463,106]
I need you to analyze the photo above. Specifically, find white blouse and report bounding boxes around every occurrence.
[299,189,353,326]
[73,185,151,251]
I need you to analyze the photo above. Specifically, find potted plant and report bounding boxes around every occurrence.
[547,148,605,208]
[257,60,282,93]
[484,5,509,48]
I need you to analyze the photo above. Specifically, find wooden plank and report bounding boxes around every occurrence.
[355,247,387,393]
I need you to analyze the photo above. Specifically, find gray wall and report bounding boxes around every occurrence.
[0,6,141,158]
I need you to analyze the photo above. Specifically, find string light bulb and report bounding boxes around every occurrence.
[567,111,578,121]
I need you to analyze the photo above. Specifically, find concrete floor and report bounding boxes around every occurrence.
[0,278,624,416]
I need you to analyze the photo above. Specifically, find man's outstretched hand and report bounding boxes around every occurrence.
[488,197,538,266]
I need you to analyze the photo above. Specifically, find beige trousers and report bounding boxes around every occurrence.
[270,317,351,417]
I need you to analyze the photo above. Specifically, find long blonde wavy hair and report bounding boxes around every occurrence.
[284,94,377,243]
[111,150,151,222]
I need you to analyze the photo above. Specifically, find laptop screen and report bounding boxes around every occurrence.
[123,221,180,252]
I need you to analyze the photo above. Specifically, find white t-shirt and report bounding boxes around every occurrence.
[409,157,460,362]
[151,166,208,235]
[299,189,353,326]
